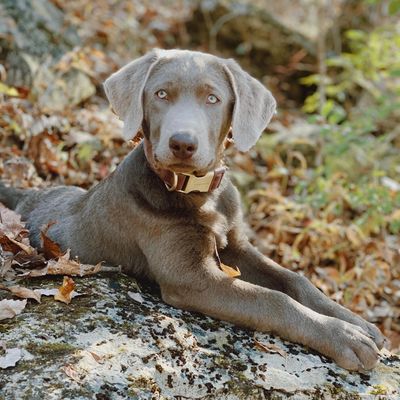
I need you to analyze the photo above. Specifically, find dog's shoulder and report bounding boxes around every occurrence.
[215,175,242,223]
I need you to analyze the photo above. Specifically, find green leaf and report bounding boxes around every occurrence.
[389,69,400,77]
[389,0,400,15]
[321,100,334,118]
[0,82,19,96]
[299,74,319,86]
[345,30,366,41]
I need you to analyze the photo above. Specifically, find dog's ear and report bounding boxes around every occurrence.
[223,59,276,152]
[103,50,160,140]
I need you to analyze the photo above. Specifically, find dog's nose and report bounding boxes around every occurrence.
[169,133,198,159]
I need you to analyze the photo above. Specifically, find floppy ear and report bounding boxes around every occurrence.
[223,59,277,152]
[103,50,160,140]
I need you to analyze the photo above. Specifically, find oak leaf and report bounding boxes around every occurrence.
[254,336,287,357]
[219,262,241,278]
[47,250,102,276]
[62,364,81,382]
[40,221,64,259]
[0,284,41,303]
[54,276,76,304]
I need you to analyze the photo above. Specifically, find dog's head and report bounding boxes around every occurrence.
[104,49,276,175]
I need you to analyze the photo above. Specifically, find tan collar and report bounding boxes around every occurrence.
[143,138,226,194]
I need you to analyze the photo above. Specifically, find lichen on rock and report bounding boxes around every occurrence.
[0,274,399,399]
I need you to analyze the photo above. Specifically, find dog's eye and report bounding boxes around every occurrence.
[207,94,219,104]
[156,89,168,100]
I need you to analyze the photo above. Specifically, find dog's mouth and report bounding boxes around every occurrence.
[167,163,197,174]
[154,155,213,176]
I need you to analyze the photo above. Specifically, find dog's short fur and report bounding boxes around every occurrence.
[0,49,385,371]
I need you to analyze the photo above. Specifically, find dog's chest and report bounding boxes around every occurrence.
[196,199,229,249]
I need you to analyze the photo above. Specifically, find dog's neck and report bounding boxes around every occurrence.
[142,138,226,194]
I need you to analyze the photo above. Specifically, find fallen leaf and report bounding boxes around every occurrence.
[35,288,59,296]
[0,299,27,320]
[40,221,64,259]
[0,347,22,369]
[12,251,46,269]
[88,351,104,364]
[0,257,13,278]
[0,82,19,97]
[54,276,75,304]
[0,203,25,235]
[62,364,81,382]
[0,284,41,303]
[18,265,49,278]
[219,262,241,278]
[46,250,102,276]
[128,291,144,303]
[214,239,241,278]
[254,337,287,357]
[4,236,34,254]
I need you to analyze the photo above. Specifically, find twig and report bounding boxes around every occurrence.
[317,0,328,114]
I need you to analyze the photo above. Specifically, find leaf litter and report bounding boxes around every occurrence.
[0,204,114,320]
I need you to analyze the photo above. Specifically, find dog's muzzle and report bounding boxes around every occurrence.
[143,138,226,193]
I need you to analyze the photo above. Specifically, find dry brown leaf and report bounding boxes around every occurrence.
[62,364,81,383]
[18,265,49,278]
[0,203,26,237]
[4,236,34,255]
[19,261,104,278]
[0,299,27,320]
[0,257,13,278]
[0,284,41,303]
[254,337,287,357]
[12,251,46,269]
[54,276,75,304]
[40,221,64,259]
[88,351,104,364]
[47,250,102,276]
[220,262,241,278]
[346,226,363,247]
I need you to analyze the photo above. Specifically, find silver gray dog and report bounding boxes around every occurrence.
[0,49,385,371]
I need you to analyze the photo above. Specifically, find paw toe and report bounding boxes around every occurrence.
[365,322,385,350]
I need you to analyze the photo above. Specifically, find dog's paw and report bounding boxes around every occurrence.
[345,315,386,350]
[360,320,386,350]
[324,318,380,371]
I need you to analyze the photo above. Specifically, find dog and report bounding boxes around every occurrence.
[0,49,385,371]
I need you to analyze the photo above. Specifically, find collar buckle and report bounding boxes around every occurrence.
[164,173,179,191]
[163,167,226,194]
[178,171,216,193]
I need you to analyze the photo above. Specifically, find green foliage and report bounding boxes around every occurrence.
[301,25,400,117]
[295,23,400,236]
[389,0,400,15]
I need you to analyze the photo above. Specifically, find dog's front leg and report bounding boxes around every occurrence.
[139,230,379,371]
[220,229,385,351]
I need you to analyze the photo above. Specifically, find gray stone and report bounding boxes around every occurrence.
[0,0,80,88]
[33,67,96,112]
[1,274,399,399]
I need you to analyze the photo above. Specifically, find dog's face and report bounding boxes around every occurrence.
[142,55,233,174]
[104,49,276,175]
